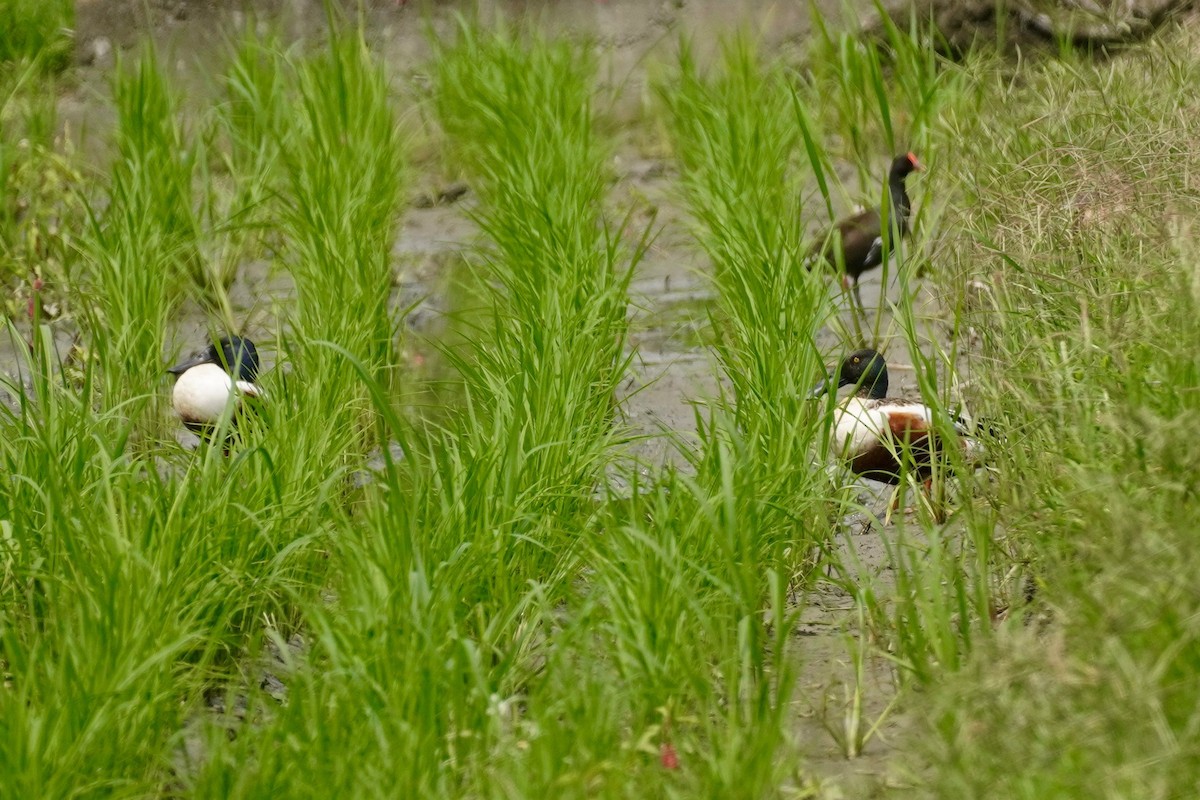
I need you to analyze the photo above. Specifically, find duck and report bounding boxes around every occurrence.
[167,335,262,440]
[811,348,985,516]
[808,153,922,310]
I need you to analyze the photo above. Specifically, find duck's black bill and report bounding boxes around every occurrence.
[808,376,832,399]
[167,354,211,375]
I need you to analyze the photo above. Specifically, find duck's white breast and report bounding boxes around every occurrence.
[832,398,934,457]
[833,398,888,457]
[173,363,235,424]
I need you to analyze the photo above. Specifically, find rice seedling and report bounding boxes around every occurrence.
[191,28,295,331]
[266,24,407,475]
[0,320,336,795]
[218,24,292,235]
[660,37,838,564]
[648,36,906,789]
[2,19,399,796]
[431,20,634,467]
[427,18,639,585]
[183,21,645,795]
[76,46,202,434]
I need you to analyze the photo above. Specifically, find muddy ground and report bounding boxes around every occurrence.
[15,0,976,793]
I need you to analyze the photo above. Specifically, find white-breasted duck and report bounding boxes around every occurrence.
[167,335,262,439]
[809,153,922,309]
[811,348,985,499]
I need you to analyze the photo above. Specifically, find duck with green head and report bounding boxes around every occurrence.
[811,348,989,517]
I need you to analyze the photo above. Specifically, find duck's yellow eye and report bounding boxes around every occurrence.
[852,356,860,364]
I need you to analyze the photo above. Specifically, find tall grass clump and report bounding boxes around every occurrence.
[800,11,969,337]
[661,37,835,571]
[806,7,952,177]
[274,27,405,465]
[0,0,73,73]
[81,48,201,426]
[1,0,82,323]
[211,27,294,305]
[431,20,636,552]
[892,29,1200,796]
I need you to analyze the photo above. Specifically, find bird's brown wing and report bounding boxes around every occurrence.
[811,207,883,277]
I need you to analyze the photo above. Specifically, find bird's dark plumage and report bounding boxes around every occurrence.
[167,336,260,383]
[809,153,922,296]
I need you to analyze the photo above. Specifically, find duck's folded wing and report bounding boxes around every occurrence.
[235,381,265,400]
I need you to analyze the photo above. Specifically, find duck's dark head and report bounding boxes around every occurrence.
[810,348,889,400]
[889,152,923,183]
[168,335,260,382]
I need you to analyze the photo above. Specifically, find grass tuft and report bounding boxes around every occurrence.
[0,0,73,74]
[274,27,406,467]
[82,47,200,430]
[660,35,837,578]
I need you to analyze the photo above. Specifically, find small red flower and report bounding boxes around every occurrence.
[660,742,679,770]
